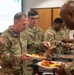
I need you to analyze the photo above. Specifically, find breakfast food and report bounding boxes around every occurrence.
[41,59,54,66]
[41,59,62,68]
[26,53,46,59]
[31,54,39,57]
[31,54,46,58]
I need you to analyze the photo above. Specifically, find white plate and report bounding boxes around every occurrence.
[26,54,46,60]
[37,61,66,70]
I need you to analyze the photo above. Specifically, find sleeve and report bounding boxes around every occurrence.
[44,31,63,46]
[65,61,74,75]
[27,30,48,54]
[27,41,48,54]
[0,34,13,61]
[0,42,5,55]
[0,34,21,68]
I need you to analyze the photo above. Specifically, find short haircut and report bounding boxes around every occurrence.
[54,18,63,23]
[28,9,38,17]
[14,12,27,21]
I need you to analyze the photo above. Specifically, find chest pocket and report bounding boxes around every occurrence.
[54,33,62,41]
[9,38,21,54]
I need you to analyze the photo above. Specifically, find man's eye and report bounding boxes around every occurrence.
[30,17,40,20]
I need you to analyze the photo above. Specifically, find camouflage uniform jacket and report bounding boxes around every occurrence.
[60,25,70,38]
[60,26,70,52]
[65,32,74,75]
[65,59,74,75]
[44,27,64,55]
[0,27,27,75]
[23,25,45,54]
[22,25,48,75]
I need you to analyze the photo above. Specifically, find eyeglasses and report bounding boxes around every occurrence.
[30,17,40,20]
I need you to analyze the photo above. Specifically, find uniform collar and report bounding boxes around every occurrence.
[8,28,19,37]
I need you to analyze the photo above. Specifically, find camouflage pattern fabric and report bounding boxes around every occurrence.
[22,25,46,75]
[44,27,64,55]
[65,60,74,75]
[60,26,70,52]
[23,25,45,54]
[60,25,70,38]
[0,27,27,75]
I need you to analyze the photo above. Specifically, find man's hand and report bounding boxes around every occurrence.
[43,42,50,50]
[54,63,67,75]
[21,54,32,61]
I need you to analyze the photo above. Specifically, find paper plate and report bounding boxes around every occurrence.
[26,54,46,60]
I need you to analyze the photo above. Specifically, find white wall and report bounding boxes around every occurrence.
[23,0,68,14]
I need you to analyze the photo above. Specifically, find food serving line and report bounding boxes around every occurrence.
[32,54,73,75]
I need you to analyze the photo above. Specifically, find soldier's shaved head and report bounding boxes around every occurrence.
[60,0,74,30]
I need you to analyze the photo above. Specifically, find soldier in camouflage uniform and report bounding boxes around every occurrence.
[60,25,74,53]
[61,26,74,43]
[22,10,49,75]
[44,18,65,56]
[0,12,31,75]
[0,12,50,75]
[26,9,45,54]
[55,1,74,75]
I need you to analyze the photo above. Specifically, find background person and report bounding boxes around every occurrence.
[22,9,50,75]
[0,12,31,75]
[25,9,45,54]
[44,18,65,57]
[55,1,74,75]
[44,18,73,57]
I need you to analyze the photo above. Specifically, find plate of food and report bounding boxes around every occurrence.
[26,54,46,59]
[37,59,66,70]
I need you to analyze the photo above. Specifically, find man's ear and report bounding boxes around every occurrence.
[14,20,18,24]
[68,12,73,19]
